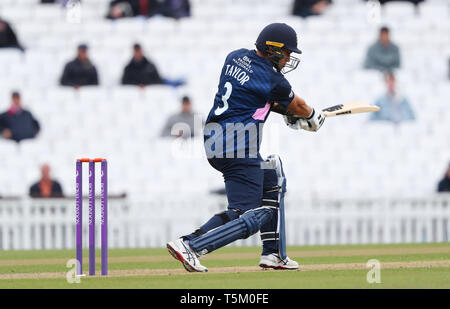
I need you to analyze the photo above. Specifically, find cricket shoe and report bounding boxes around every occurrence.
[259,253,299,270]
[167,239,208,273]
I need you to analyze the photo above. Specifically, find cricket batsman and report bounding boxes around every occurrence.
[167,23,325,272]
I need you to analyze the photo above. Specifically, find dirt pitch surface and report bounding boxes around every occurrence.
[1,246,449,267]
[1,260,449,280]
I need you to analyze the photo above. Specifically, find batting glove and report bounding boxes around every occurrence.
[283,113,302,130]
[299,108,325,131]
[283,108,325,132]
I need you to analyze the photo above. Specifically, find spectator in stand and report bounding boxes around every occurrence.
[160,96,202,139]
[363,0,424,7]
[370,72,415,124]
[437,163,450,193]
[29,164,64,198]
[161,0,190,19]
[121,43,185,87]
[106,0,162,19]
[107,0,190,19]
[364,26,401,72]
[41,0,79,7]
[292,0,332,18]
[0,18,25,51]
[60,44,99,88]
[0,91,40,143]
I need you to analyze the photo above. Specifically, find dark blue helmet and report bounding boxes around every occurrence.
[255,23,301,73]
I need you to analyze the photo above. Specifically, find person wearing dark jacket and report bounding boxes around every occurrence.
[363,0,424,6]
[122,43,164,86]
[161,0,190,19]
[60,44,99,88]
[121,43,185,87]
[0,18,25,51]
[437,163,450,193]
[106,0,162,19]
[292,0,332,18]
[0,92,40,143]
[29,164,64,198]
[106,0,190,19]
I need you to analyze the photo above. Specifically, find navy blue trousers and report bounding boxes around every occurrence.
[184,155,280,255]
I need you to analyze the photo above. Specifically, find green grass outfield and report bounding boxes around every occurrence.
[0,243,449,289]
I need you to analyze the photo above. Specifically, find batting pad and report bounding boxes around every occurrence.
[189,207,274,255]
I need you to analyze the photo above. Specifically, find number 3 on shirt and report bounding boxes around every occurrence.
[214,82,232,116]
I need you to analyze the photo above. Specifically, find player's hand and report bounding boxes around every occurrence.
[283,113,302,130]
[283,108,325,132]
[299,108,325,131]
[1,129,12,139]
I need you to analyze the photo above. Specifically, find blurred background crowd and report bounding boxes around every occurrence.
[0,0,449,199]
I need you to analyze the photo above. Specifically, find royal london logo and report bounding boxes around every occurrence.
[75,183,81,224]
[89,182,94,224]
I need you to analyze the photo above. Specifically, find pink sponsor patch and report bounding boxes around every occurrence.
[252,103,271,120]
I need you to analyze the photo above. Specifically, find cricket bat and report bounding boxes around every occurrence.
[322,102,380,118]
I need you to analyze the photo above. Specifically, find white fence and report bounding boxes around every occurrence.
[0,194,449,250]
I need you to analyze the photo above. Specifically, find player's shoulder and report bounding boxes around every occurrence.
[269,67,287,83]
[225,48,251,60]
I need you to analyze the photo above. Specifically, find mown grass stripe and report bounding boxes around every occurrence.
[1,243,448,260]
[0,253,449,275]
[2,245,449,266]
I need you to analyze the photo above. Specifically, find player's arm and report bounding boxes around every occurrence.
[286,95,312,117]
[269,76,324,131]
[272,95,325,132]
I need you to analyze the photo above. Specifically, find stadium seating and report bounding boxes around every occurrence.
[0,0,449,200]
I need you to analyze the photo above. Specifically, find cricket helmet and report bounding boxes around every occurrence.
[255,23,301,74]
